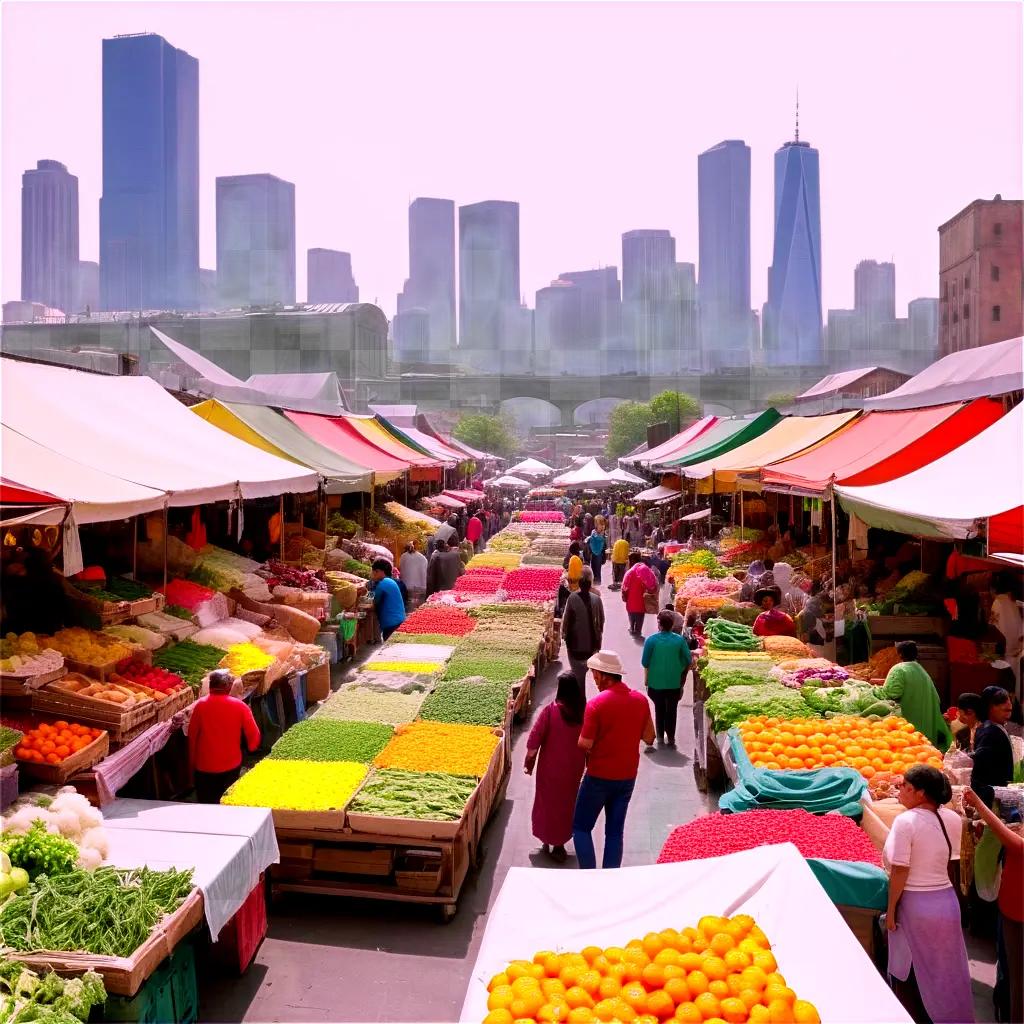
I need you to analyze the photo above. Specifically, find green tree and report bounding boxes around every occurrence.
[605,391,701,459]
[453,413,518,459]
[765,392,797,408]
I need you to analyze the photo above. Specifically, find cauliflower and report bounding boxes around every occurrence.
[74,846,103,871]
[78,827,109,860]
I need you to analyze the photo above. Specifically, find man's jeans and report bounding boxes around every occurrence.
[572,773,636,869]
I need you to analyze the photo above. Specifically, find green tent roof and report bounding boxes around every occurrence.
[660,409,782,468]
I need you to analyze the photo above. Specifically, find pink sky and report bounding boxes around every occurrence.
[3,1,1021,316]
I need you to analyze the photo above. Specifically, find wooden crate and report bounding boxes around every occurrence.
[394,866,442,894]
[16,731,109,784]
[32,684,158,733]
[0,665,66,696]
[6,889,204,997]
[312,845,394,877]
[837,903,878,959]
[155,686,195,722]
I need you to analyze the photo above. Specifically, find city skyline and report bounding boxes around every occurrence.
[2,2,1021,318]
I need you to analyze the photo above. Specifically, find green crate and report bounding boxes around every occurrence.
[102,941,196,1024]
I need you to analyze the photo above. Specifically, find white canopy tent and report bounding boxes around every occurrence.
[485,475,531,489]
[836,402,1023,543]
[607,466,647,485]
[552,458,615,488]
[1,358,318,506]
[508,457,553,477]
[632,484,681,503]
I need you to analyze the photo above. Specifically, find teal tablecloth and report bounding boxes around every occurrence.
[807,857,889,911]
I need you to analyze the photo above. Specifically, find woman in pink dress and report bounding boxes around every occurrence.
[524,673,587,863]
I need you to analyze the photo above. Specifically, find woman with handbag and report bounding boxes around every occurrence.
[883,764,974,1023]
[621,550,659,639]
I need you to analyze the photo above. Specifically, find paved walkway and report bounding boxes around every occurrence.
[199,588,714,1022]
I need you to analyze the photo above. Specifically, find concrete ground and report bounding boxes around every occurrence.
[199,586,997,1023]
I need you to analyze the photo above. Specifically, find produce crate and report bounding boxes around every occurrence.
[269,806,348,832]
[0,665,67,694]
[104,939,197,1023]
[394,850,443,894]
[312,845,394,876]
[868,615,946,641]
[154,686,195,722]
[16,730,109,784]
[4,889,203,997]
[65,654,130,682]
[212,875,267,974]
[32,684,158,734]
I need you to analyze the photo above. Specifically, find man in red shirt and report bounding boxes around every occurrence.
[573,649,655,869]
[188,670,261,803]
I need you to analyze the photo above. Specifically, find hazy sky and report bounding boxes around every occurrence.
[3,1,1021,316]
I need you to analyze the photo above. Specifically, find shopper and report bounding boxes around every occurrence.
[990,573,1022,695]
[573,650,655,869]
[642,610,691,746]
[585,528,607,585]
[609,535,630,591]
[751,586,798,639]
[963,788,1023,1024]
[398,541,428,609]
[883,764,974,1024]
[188,670,261,803]
[431,515,459,551]
[465,511,483,552]
[662,602,685,634]
[371,559,406,640]
[524,672,588,864]
[954,692,984,751]
[872,641,952,752]
[971,686,1014,806]
[562,574,605,696]
[425,538,465,597]
[621,551,659,638]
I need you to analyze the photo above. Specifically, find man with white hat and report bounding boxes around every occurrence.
[572,649,655,869]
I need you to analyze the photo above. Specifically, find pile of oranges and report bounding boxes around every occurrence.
[14,720,104,765]
[483,914,819,1024]
[739,715,942,778]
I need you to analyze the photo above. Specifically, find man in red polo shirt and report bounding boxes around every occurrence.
[188,669,261,803]
[573,649,655,869]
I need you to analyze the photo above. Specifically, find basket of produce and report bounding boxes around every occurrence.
[0,635,66,691]
[13,722,109,783]
[347,769,478,840]
[0,726,23,768]
[41,628,134,681]
[34,675,159,733]
[152,640,227,688]
[113,660,194,720]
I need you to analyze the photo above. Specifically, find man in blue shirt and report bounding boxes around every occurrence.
[371,558,406,641]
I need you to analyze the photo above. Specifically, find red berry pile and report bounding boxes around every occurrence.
[396,607,478,637]
[115,658,188,694]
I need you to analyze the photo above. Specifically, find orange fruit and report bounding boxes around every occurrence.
[506,961,534,981]
[644,933,666,958]
[559,966,582,989]
[791,1001,820,1024]
[752,952,777,974]
[483,1010,514,1024]
[568,1009,596,1024]
[748,1006,770,1022]
[576,971,602,997]
[665,978,691,1005]
[538,1001,572,1022]
[510,992,544,1019]
[763,985,795,1007]
[487,985,514,1011]
[709,933,735,957]
[739,989,762,1011]
[655,949,682,968]
[544,979,568,999]
[581,946,603,964]
[675,1004,703,1024]
[686,971,709,997]
[511,976,541,997]
[641,965,667,992]
[622,983,649,1013]
[610,998,638,1022]
[489,973,511,992]
[565,987,595,1010]
[597,977,621,1000]
[701,957,728,983]
[698,916,729,939]
[543,953,564,976]
[719,997,748,1024]
[593,998,619,1022]
[723,950,751,972]
[605,947,627,964]
[693,992,721,1019]
[647,991,677,1021]
[767,999,794,1024]
[679,953,703,972]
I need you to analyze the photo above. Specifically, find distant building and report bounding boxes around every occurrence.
[908,297,939,361]
[535,267,622,375]
[458,200,520,370]
[854,260,896,339]
[216,174,296,307]
[21,160,79,314]
[396,198,456,364]
[75,261,99,314]
[392,307,431,365]
[3,300,65,325]
[762,133,823,365]
[100,33,199,311]
[938,196,1023,356]
[825,308,860,367]
[697,140,752,368]
[0,303,388,387]
[307,248,358,304]
[795,365,911,412]
[621,229,676,375]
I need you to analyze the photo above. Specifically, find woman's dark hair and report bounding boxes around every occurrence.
[764,557,775,571]
[555,672,585,724]
[628,550,642,566]
[657,610,675,632]
[568,542,581,557]
[578,575,592,594]
[371,558,393,575]
[896,640,918,662]
[981,686,1012,714]
[903,764,952,805]
[956,692,984,717]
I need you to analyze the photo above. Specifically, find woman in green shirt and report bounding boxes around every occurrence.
[874,641,952,751]
[641,610,692,747]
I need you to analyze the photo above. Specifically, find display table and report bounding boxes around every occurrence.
[460,844,909,1024]
[103,799,279,939]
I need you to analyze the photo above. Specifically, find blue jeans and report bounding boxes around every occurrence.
[572,774,636,869]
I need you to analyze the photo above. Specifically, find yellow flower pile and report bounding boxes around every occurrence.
[221,758,367,810]
[364,660,443,675]
[220,642,276,675]
[375,721,499,777]
[467,552,523,570]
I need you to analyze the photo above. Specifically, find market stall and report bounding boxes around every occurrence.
[460,844,910,1024]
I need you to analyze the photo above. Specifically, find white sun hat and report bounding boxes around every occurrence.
[586,649,625,675]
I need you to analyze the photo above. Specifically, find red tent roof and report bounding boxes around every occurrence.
[760,400,1004,493]
[285,412,409,474]
[0,478,62,505]
[631,416,718,466]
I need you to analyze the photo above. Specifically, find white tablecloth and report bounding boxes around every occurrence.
[102,799,279,939]
[460,843,909,1024]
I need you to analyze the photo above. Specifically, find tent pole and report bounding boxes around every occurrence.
[132,516,138,580]
[830,480,838,603]
[162,506,169,590]
[279,495,284,560]
[740,489,744,536]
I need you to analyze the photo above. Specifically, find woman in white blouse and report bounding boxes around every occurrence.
[883,764,974,1023]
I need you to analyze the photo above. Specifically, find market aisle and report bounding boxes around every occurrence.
[198,586,716,1022]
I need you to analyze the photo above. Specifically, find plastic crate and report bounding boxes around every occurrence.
[212,874,268,974]
[103,941,196,1024]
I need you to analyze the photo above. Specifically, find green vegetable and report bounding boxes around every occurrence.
[0,867,193,958]
[0,728,22,754]
[1,823,77,881]
[419,680,509,727]
[706,683,813,731]
[442,650,534,683]
[163,604,195,621]
[152,640,226,687]
[342,559,372,579]
[349,769,476,821]
[0,957,106,1023]
[316,687,425,726]
[705,619,761,652]
[268,718,393,763]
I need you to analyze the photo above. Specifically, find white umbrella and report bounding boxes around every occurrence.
[486,475,532,489]
[553,458,615,488]
[509,457,554,476]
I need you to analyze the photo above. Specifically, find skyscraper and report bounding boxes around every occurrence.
[396,198,456,364]
[620,229,677,374]
[908,297,939,361]
[75,261,99,314]
[854,260,896,339]
[762,117,823,365]
[216,174,296,307]
[100,33,198,311]
[21,160,79,314]
[307,249,358,303]
[697,140,752,368]
[458,200,520,370]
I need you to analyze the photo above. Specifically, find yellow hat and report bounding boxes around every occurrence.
[567,555,583,580]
